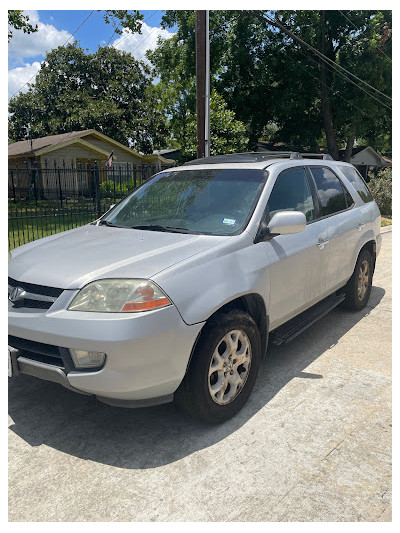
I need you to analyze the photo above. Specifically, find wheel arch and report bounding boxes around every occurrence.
[358,239,377,273]
[184,293,269,376]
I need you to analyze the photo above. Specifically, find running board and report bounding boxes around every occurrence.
[271,293,345,346]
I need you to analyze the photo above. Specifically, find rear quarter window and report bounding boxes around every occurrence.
[338,166,374,203]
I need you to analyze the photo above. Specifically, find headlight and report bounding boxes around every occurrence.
[68,279,171,313]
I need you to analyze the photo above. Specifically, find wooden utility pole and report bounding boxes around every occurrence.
[196,10,206,159]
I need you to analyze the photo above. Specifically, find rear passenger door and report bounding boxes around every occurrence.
[307,166,360,292]
[264,167,329,329]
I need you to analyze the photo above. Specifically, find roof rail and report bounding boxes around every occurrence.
[183,151,304,165]
[300,153,334,160]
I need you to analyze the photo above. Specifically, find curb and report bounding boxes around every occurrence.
[380,225,392,234]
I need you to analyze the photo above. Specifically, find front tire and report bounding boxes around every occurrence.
[343,249,373,310]
[174,309,261,424]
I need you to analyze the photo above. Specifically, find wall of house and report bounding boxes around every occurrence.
[8,156,38,195]
[351,150,380,167]
[40,144,105,168]
[83,134,143,165]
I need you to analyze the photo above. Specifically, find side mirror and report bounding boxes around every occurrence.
[254,211,306,243]
[268,211,307,236]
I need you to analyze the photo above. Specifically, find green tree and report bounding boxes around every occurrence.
[8,43,168,154]
[8,10,38,41]
[151,10,391,159]
[102,10,143,35]
[176,90,248,162]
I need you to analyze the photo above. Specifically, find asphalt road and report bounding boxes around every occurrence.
[8,231,392,522]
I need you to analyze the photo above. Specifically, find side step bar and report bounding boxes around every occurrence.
[271,293,345,346]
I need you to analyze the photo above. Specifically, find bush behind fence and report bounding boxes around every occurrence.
[8,160,170,249]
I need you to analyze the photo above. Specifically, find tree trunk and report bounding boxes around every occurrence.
[344,136,355,163]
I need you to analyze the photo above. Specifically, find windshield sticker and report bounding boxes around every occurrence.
[222,218,236,226]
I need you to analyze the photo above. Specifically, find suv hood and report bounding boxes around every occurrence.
[9,225,226,289]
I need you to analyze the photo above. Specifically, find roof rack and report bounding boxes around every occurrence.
[300,153,334,160]
[183,152,303,165]
[183,151,333,165]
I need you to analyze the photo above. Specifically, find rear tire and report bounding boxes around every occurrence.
[343,249,373,310]
[174,309,261,424]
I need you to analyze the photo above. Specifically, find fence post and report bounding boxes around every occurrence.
[94,161,101,218]
[57,165,63,208]
[10,169,16,204]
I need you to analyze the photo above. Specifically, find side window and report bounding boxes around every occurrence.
[267,168,315,222]
[343,186,355,208]
[309,167,347,216]
[338,165,374,203]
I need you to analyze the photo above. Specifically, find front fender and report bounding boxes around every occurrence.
[153,235,270,325]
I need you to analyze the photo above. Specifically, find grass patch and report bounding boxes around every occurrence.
[381,217,392,227]
[8,212,96,250]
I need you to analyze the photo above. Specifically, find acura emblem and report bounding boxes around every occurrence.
[9,287,25,302]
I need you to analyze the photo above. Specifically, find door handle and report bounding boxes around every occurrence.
[317,239,329,249]
[356,223,365,231]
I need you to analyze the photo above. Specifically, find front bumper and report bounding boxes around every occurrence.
[9,297,204,403]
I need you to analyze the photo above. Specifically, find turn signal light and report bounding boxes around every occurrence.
[122,297,170,312]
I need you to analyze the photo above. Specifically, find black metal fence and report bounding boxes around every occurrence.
[8,160,172,249]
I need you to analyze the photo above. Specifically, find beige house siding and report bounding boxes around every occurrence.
[9,130,174,198]
[8,157,38,193]
[83,134,143,164]
[38,145,108,194]
[40,144,106,168]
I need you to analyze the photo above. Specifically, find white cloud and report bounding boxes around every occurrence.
[8,10,71,61]
[8,62,41,100]
[113,22,174,62]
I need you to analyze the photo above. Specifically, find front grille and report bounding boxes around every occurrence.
[8,277,63,310]
[7,335,73,370]
[8,277,63,298]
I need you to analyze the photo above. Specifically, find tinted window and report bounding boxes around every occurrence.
[339,165,374,203]
[103,168,268,236]
[310,167,347,216]
[267,168,315,222]
[343,186,355,208]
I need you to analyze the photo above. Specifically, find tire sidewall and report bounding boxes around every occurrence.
[183,310,261,424]
[349,249,373,310]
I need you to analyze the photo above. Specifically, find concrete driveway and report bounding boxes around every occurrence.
[8,231,392,522]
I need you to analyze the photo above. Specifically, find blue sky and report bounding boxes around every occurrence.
[8,10,175,100]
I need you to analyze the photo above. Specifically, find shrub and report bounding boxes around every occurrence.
[368,167,392,216]
[99,179,135,198]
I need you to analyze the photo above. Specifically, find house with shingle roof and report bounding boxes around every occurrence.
[8,129,173,170]
[8,129,174,197]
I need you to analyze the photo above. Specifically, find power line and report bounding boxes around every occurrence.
[257,12,392,107]
[113,10,159,49]
[291,40,392,112]
[292,46,371,117]
[10,10,95,99]
[271,13,392,106]
[266,13,392,104]
[337,10,392,62]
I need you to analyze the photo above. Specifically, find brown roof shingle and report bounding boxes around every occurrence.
[8,130,92,157]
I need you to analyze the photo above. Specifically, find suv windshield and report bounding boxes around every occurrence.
[101,168,268,236]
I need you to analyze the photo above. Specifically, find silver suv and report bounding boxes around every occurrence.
[8,152,381,423]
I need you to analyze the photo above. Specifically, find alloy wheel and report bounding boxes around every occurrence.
[208,330,252,405]
[357,259,370,301]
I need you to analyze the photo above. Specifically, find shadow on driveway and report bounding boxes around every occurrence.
[8,286,385,470]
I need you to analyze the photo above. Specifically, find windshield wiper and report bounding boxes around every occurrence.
[130,224,192,233]
[98,220,123,227]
